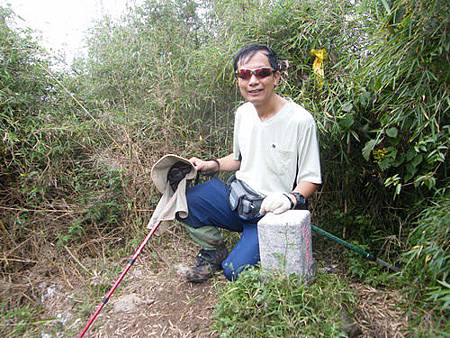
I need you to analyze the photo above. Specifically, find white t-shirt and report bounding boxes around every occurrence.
[233,100,322,196]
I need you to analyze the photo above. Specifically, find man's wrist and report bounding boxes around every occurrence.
[208,159,220,173]
[290,191,308,209]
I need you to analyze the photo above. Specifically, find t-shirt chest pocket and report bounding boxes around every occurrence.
[268,142,295,174]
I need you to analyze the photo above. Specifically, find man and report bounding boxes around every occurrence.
[178,44,322,282]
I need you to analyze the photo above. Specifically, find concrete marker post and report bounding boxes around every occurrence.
[258,210,314,281]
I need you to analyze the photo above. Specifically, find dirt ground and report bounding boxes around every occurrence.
[90,264,220,337]
[2,224,410,337]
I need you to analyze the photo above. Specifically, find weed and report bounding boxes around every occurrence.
[402,193,450,308]
[0,303,45,337]
[345,249,396,288]
[213,268,356,337]
[406,306,450,338]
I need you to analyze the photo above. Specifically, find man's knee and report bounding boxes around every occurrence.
[184,186,204,209]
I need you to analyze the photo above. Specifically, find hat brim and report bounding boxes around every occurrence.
[151,154,197,193]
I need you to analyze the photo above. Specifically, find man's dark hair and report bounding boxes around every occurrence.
[233,44,280,73]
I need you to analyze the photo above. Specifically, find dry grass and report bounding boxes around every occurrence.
[353,284,410,338]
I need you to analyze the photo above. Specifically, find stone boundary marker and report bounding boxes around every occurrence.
[258,210,314,281]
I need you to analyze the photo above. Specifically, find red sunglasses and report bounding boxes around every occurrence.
[235,67,275,80]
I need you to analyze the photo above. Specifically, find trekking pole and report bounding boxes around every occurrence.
[311,224,400,272]
[77,221,162,338]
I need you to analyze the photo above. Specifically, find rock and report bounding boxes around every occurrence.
[322,264,338,274]
[57,311,72,325]
[112,293,144,313]
[41,284,60,303]
[174,263,190,277]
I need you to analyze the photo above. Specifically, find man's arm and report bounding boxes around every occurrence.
[283,181,319,209]
[292,181,319,199]
[189,153,240,173]
[216,154,241,172]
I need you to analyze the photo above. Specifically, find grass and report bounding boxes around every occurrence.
[213,268,356,337]
[0,303,52,338]
[407,307,450,338]
[345,249,397,288]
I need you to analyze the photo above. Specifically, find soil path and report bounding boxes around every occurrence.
[37,225,224,337]
[91,263,220,337]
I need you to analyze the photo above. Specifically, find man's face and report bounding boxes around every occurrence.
[236,51,280,108]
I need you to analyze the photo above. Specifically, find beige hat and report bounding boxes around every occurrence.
[151,154,197,193]
[147,154,197,229]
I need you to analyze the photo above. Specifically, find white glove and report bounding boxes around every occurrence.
[260,193,292,215]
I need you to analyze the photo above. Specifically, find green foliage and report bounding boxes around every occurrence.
[1,7,52,187]
[346,249,395,288]
[407,309,450,338]
[0,7,132,275]
[56,167,126,247]
[359,0,449,197]
[79,0,235,115]
[213,269,356,337]
[72,0,239,166]
[402,193,450,312]
[0,7,103,207]
[56,219,85,246]
[0,303,45,337]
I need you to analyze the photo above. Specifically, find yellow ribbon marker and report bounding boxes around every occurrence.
[310,48,327,88]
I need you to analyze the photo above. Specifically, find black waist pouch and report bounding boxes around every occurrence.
[227,175,264,221]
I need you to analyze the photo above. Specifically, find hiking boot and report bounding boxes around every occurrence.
[185,246,228,283]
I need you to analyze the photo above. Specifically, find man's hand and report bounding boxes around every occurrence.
[260,193,292,215]
[189,157,219,173]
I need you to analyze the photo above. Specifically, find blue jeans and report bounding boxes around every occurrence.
[178,178,262,281]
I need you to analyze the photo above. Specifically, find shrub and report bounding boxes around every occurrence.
[359,0,449,199]
[403,193,450,311]
[1,7,53,195]
[0,7,132,272]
